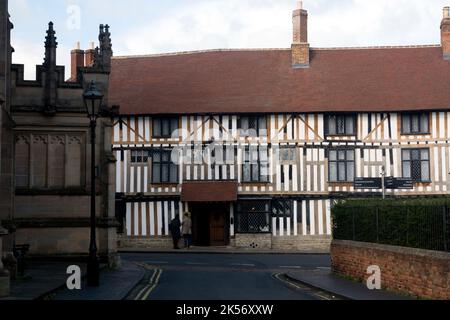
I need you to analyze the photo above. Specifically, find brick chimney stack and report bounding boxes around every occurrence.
[441,7,450,59]
[85,42,95,67]
[70,42,84,81]
[292,1,310,68]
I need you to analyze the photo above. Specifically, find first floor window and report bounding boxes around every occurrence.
[242,146,269,183]
[239,116,267,137]
[152,149,178,184]
[325,114,356,136]
[402,149,430,182]
[153,117,179,138]
[236,200,271,233]
[329,149,355,182]
[278,147,297,164]
[401,113,429,135]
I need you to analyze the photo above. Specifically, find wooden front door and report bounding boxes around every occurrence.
[209,211,226,246]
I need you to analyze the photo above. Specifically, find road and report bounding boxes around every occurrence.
[122,253,333,300]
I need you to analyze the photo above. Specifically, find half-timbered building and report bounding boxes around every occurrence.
[107,4,450,250]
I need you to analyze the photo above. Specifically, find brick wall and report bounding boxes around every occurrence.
[291,43,310,66]
[331,240,450,300]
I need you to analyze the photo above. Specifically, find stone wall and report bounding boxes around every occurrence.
[0,229,10,298]
[118,235,173,249]
[233,234,272,249]
[331,240,450,300]
[118,233,332,252]
[272,235,331,252]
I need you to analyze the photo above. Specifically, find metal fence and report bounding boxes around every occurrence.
[333,205,450,252]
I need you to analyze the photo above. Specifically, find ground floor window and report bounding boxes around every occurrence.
[402,148,430,182]
[236,200,271,233]
[236,199,295,233]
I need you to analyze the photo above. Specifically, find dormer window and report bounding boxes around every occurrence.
[401,113,429,135]
[325,114,356,136]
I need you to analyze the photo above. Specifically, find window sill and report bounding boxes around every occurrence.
[325,135,357,138]
[15,188,90,196]
[235,232,272,235]
[241,182,271,185]
[400,133,431,136]
[328,181,354,185]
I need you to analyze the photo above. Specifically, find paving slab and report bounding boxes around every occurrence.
[286,270,414,300]
[1,261,87,300]
[52,260,145,300]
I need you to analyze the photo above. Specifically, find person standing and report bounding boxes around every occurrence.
[169,216,181,250]
[182,212,193,249]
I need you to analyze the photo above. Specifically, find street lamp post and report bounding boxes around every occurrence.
[83,81,104,287]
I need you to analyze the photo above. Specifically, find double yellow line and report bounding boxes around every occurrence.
[273,273,332,301]
[135,267,163,300]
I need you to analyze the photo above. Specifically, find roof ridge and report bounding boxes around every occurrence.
[312,44,440,51]
[113,44,441,60]
[113,48,291,59]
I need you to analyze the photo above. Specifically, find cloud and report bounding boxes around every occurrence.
[10,0,450,79]
[12,39,71,81]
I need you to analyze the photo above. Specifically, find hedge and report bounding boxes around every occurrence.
[332,197,450,252]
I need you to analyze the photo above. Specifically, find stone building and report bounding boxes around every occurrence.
[10,22,118,260]
[109,4,450,251]
[1,0,119,296]
[0,0,13,298]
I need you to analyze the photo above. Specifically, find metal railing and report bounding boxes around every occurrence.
[333,205,450,252]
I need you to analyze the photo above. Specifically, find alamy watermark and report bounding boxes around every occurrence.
[66,1,81,31]
[366,265,382,290]
[66,265,82,290]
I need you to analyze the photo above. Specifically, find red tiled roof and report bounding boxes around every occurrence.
[109,46,450,115]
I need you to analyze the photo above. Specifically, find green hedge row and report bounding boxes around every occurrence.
[332,197,450,252]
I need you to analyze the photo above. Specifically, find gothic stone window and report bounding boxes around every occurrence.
[14,133,85,189]
[236,200,271,234]
[325,114,356,136]
[152,148,178,184]
[329,149,355,182]
[401,113,430,135]
[152,117,179,139]
[402,149,430,182]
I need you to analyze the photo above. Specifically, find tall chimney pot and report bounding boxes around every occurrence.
[70,42,84,82]
[292,2,310,68]
[441,7,450,59]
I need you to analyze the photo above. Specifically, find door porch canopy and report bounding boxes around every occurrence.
[181,181,238,203]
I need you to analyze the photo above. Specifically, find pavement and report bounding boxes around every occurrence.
[119,246,330,255]
[1,259,145,301]
[2,261,88,300]
[53,260,145,300]
[1,252,412,300]
[285,269,413,300]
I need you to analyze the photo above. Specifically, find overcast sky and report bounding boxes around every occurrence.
[9,0,450,80]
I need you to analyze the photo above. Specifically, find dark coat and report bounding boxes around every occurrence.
[169,218,181,238]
